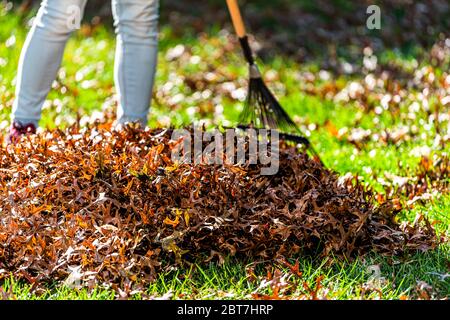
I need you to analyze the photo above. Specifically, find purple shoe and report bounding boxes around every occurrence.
[7,121,37,144]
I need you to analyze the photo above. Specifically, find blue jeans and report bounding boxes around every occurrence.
[12,0,160,127]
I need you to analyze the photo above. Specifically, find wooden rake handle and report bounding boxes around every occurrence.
[226,0,247,38]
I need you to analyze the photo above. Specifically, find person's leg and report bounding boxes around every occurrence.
[112,0,159,127]
[11,0,88,127]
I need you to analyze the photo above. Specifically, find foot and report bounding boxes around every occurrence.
[6,121,37,144]
[112,120,146,132]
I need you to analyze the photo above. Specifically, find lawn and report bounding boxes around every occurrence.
[0,3,449,299]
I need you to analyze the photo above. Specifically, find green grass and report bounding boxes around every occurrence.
[0,4,449,299]
[2,250,448,299]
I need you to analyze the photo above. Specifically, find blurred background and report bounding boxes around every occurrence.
[8,0,450,64]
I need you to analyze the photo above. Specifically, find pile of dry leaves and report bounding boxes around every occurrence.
[0,123,439,290]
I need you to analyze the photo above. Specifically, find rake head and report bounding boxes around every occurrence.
[236,36,299,134]
[223,1,323,163]
[236,56,324,166]
[239,64,299,134]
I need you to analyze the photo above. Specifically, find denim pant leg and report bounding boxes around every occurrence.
[112,0,160,127]
[12,0,88,126]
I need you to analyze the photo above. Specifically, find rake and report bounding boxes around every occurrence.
[225,0,321,161]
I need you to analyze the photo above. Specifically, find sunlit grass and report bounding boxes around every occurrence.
[2,249,448,300]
